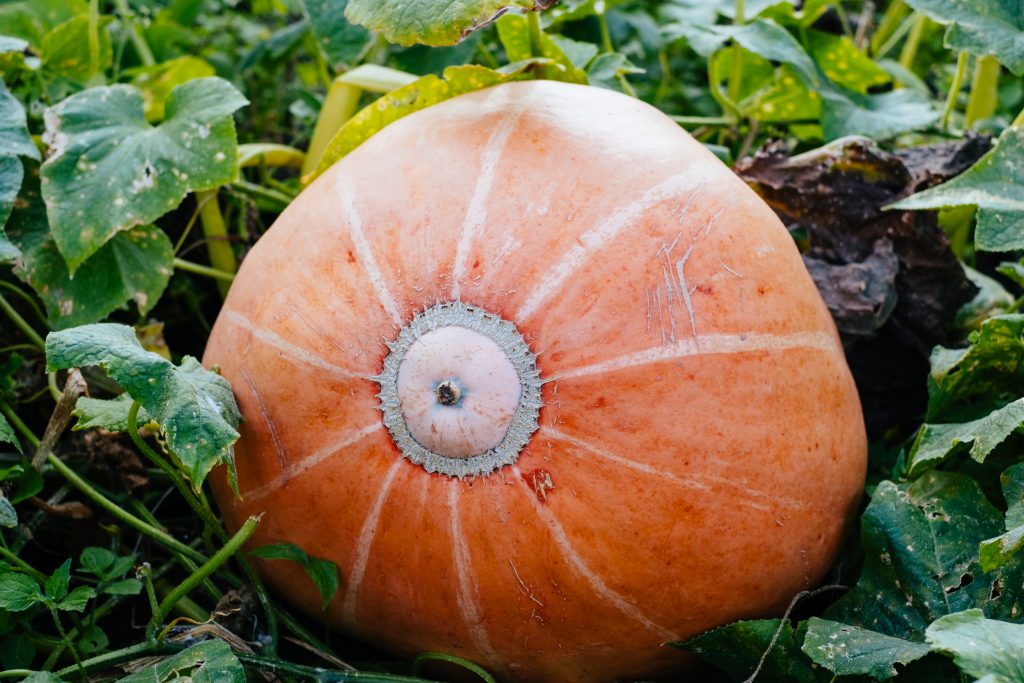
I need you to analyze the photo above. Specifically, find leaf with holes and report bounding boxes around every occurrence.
[890,127,1024,252]
[117,639,245,683]
[345,0,558,47]
[40,77,247,272]
[926,609,1024,681]
[903,0,1024,75]
[45,323,240,487]
[801,618,931,679]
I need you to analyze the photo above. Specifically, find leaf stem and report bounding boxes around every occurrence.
[87,0,101,81]
[941,51,969,130]
[597,6,613,54]
[527,10,544,60]
[173,257,236,282]
[112,0,156,66]
[0,293,45,350]
[874,8,915,60]
[234,653,435,682]
[870,0,908,56]
[965,55,1000,129]
[897,12,927,71]
[149,515,260,639]
[0,281,47,327]
[55,640,162,678]
[0,544,47,583]
[197,190,236,298]
[48,604,85,675]
[303,80,363,176]
[231,178,295,206]
[726,0,746,106]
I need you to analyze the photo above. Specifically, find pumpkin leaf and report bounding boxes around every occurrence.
[979,463,1024,571]
[301,0,372,68]
[39,16,113,98]
[927,315,1024,421]
[44,323,240,487]
[496,14,587,82]
[7,165,174,329]
[926,609,1024,681]
[40,77,247,272]
[116,639,245,683]
[127,56,217,122]
[309,63,541,181]
[72,394,154,433]
[0,75,38,259]
[673,618,826,682]
[801,618,932,680]
[889,127,1024,252]
[903,0,1024,75]
[249,542,339,610]
[905,397,1024,477]
[344,0,558,47]
[0,414,19,454]
[0,0,87,48]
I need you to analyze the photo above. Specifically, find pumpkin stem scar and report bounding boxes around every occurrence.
[373,301,543,478]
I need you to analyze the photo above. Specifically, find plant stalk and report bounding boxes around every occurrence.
[897,12,927,71]
[941,51,968,130]
[113,0,156,66]
[0,293,45,350]
[303,81,364,176]
[173,258,236,282]
[527,10,545,60]
[197,190,236,298]
[965,55,1000,129]
[870,0,908,56]
[726,0,746,105]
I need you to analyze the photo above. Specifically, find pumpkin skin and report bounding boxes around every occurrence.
[204,80,867,682]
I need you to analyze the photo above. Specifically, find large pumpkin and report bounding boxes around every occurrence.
[204,80,867,682]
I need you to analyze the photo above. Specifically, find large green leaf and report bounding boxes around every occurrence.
[980,463,1024,571]
[801,618,931,680]
[904,0,1024,75]
[7,165,173,328]
[926,609,1024,681]
[40,77,248,272]
[45,324,240,487]
[674,619,826,683]
[127,56,217,122]
[310,63,540,180]
[0,573,43,612]
[72,394,154,433]
[301,0,372,68]
[116,640,245,683]
[248,543,340,610]
[927,314,1024,421]
[0,0,88,47]
[0,157,22,262]
[345,0,556,47]
[39,15,113,98]
[890,127,1024,252]
[0,76,38,256]
[906,397,1024,477]
[0,414,19,453]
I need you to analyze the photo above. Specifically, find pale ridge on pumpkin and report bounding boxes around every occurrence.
[545,426,814,511]
[448,484,500,668]
[337,176,403,327]
[341,457,404,628]
[511,465,677,641]
[240,422,382,501]
[223,310,367,378]
[515,173,704,322]
[450,88,528,301]
[556,330,839,380]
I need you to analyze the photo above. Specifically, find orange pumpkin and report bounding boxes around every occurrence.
[204,80,867,682]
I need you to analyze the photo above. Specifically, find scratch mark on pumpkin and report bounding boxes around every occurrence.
[516,173,702,322]
[512,465,676,640]
[556,330,838,380]
[720,260,743,278]
[223,310,365,379]
[239,366,287,472]
[241,422,382,501]
[451,90,525,299]
[337,178,403,326]
[545,426,816,511]
[644,287,652,334]
[342,458,404,628]
[449,485,501,665]
[509,559,544,607]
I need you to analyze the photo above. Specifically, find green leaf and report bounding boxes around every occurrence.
[78,547,115,576]
[0,494,16,528]
[980,463,1024,571]
[55,585,95,612]
[0,413,20,454]
[345,0,555,47]
[926,609,1024,681]
[825,472,1022,639]
[0,0,87,48]
[0,634,35,670]
[249,542,340,610]
[0,572,43,611]
[801,617,931,679]
[906,397,1024,477]
[40,77,248,272]
[890,127,1024,252]
[0,157,24,261]
[77,624,108,654]
[903,0,1024,75]
[927,314,1024,420]
[117,639,245,683]
[310,63,539,180]
[39,16,113,97]
[73,394,154,433]
[301,0,372,68]
[586,52,644,92]
[45,323,240,487]
[496,14,587,83]
[44,559,70,601]
[805,30,891,95]
[0,77,39,161]
[673,618,826,682]
[102,578,142,595]
[128,56,217,122]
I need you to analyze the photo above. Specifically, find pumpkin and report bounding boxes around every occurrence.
[204,80,867,682]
